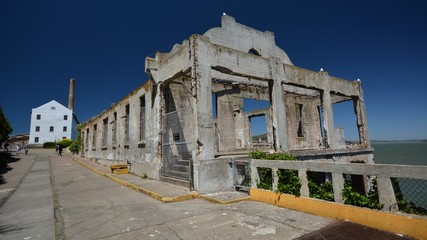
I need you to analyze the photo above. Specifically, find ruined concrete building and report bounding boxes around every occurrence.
[81,15,373,193]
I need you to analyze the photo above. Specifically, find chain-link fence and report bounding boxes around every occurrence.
[392,177,427,215]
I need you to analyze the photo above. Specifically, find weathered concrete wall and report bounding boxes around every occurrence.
[82,15,373,194]
[194,158,234,193]
[82,81,161,179]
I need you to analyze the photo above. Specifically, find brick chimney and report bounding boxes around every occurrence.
[68,78,75,111]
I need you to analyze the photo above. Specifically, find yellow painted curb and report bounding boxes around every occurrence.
[251,188,427,240]
[69,155,199,203]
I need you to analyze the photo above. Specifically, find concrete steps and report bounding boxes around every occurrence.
[160,175,190,188]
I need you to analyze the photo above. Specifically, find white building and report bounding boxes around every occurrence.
[29,100,77,144]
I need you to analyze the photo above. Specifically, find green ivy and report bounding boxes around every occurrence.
[249,150,297,161]
[277,169,301,196]
[256,167,273,190]
[308,180,334,201]
[251,150,300,195]
[342,178,382,210]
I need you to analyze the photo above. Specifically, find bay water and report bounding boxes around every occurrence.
[372,142,427,210]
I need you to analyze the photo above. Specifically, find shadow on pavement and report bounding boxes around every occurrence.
[0,224,24,235]
[0,152,21,185]
[295,221,415,240]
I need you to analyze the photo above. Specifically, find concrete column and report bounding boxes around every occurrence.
[299,169,310,197]
[355,81,371,148]
[269,58,289,151]
[251,162,260,189]
[332,172,344,203]
[272,167,279,192]
[190,35,215,161]
[320,80,336,148]
[377,177,398,212]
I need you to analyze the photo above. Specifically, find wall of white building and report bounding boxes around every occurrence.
[29,100,74,144]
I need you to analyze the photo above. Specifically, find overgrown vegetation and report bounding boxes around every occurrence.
[307,172,334,202]
[277,169,301,196]
[43,139,74,149]
[250,150,300,195]
[249,150,297,161]
[0,152,11,171]
[342,177,382,210]
[0,106,13,143]
[251,151,426,215]
[392,178,427,215]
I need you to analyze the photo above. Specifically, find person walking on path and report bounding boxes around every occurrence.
[24,144,29,155]
[16,145,21,156]
[72,143,78,155]
[58,145,63,156]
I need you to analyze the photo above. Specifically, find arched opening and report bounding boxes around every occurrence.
[248,48,260,56]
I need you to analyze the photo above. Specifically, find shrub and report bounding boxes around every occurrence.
[68,141,80,152]
[58,139,73,148]
[250,150,300,195]
[342,177,382,210]
[249,150,297,161]
[43,142,57,149]
[277,169,301,196]
[0,152,10,170]
[307,172,335,201]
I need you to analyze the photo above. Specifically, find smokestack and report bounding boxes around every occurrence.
[68,78,75,111]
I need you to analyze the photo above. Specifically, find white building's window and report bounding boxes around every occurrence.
[64,115,68,120]
[63,126,67,132]
[62,137,66,139]
[36,114,41,120]
[50,126,54,132]
[36,126,40,132]
[51,107,56,110]
[35,137,39,143]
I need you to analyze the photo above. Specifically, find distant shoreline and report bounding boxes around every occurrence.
[371,139,427,144]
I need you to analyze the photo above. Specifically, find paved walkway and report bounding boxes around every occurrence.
[0,152,54,239]
[0,149,416,239]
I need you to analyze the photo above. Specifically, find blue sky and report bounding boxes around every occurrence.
[1,0,426,141]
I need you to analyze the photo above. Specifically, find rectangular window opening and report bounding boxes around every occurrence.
[124,105,130,144]
[112,112,117,145]
[243,98,270,147]
[296,103,304,137]
[102,117,108,146]
[139,96,146,141]
[212,93,217,119]
[85,128,89,149]
[332,95,360,145]
[93,124,97,147]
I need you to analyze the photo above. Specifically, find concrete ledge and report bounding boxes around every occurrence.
[199,195,250,205]
[70,156,198,203]
[250,188,427,240]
